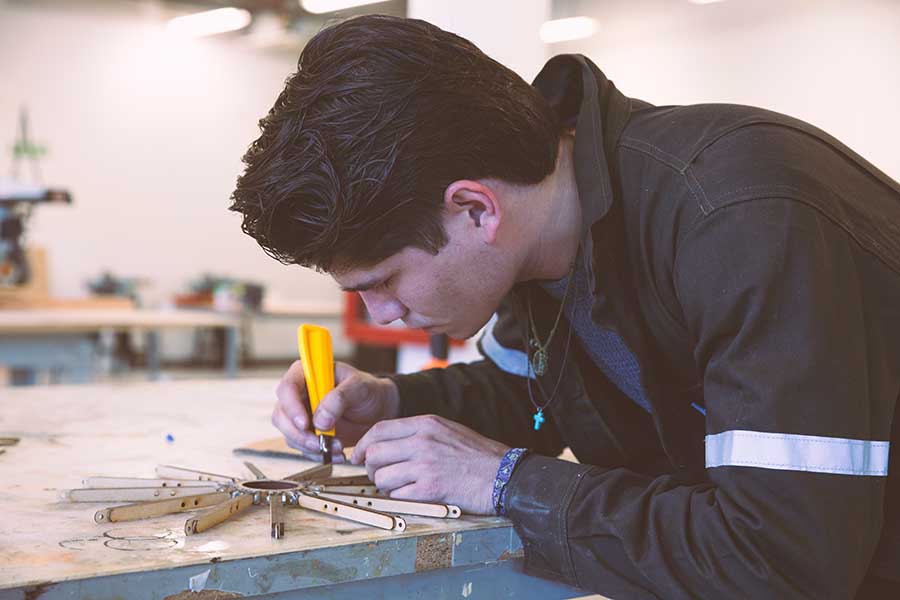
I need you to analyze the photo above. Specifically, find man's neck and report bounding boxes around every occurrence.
[517,135,582,282]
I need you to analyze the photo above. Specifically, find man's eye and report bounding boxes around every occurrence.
[376,276,394,291]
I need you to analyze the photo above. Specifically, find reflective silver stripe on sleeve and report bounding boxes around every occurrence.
[706,430,890,476]
[479,314,534,379]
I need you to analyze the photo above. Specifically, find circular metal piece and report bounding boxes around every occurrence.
[238,479,301,493]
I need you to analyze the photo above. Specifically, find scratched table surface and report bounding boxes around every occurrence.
[0,379,553,600]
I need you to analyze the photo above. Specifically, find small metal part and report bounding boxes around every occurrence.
[0,437,19,447]
[318,434,333,465]
[238,479,301,495]
[270,496,285,539]
[243,461,267,480]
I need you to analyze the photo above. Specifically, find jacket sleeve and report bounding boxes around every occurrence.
[505,199,895,599]
[390,307,566,456]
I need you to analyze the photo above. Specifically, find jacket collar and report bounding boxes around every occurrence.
[531,54,632,232]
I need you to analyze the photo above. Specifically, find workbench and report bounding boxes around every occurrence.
[0,308,241,384]
[0,379,588,599]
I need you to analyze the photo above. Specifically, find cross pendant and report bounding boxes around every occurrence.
[533,409,545,431]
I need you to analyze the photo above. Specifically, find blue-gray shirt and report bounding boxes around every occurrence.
[540,251,652,413]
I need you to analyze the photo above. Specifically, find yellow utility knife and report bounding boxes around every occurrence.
[297,324,336,464]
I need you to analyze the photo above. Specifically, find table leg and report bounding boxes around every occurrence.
[145,330,160,380]
[224,326,239,378]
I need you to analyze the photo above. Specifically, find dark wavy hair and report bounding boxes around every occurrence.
[229,14,560,272]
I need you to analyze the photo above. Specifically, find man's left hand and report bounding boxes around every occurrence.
[350,415,510,515]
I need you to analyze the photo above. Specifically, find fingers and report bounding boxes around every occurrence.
[314,387,346,431]
[271,405,304,444]
[389,482,428,501]
[273,360,375,461]
[280,433,346,463]
[333,361,357,383]
[369,462,417,494]
[351,416,430,464]
[275,360,310,432]
[314,363,365,429]
[359,439,418,481]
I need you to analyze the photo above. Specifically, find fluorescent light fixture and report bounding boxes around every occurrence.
[166,7,252,39]
[300,0,388,14]
[688,0,726,4]
[539,16,597,44]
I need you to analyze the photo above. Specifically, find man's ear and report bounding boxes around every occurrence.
[443,180,501,244]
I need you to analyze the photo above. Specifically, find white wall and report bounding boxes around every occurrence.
[553,0,900,181]
[408,0,551,82]
[0,0,341,307]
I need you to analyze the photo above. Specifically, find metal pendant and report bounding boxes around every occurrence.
[530,346,548,377]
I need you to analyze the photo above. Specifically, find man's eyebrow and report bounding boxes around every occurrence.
[338,278,385,293]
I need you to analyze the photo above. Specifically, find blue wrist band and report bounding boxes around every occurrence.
[492,447,528,516]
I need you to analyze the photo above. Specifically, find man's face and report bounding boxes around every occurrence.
[333,216,517,340]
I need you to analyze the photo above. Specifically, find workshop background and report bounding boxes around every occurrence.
[1,0,898,386]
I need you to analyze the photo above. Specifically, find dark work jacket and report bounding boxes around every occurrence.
[392,54,900,599]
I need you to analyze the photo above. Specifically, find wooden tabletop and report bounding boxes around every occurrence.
[0,308,241,334]
[0,378,513,592]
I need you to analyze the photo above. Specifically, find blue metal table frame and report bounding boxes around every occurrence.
[0,527,585,600]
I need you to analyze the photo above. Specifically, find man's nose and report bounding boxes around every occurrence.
[359,291,408,325]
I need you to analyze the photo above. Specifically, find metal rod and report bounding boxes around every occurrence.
[270,496,285,539]
[243,461,267,480]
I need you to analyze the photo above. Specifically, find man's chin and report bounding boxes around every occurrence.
[447,322,488,340]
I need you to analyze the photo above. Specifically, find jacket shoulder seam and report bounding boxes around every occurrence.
[618,142,714,215]
[619,136,688,172]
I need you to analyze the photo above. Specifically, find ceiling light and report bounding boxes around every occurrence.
[539,17,597,44]
[166,7,252,39]
[688,0,726,4]
[300,0,388,14]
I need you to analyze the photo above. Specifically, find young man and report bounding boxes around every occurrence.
[229,14,900,599]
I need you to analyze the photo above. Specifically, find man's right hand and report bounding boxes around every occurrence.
[272,360,401,459]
